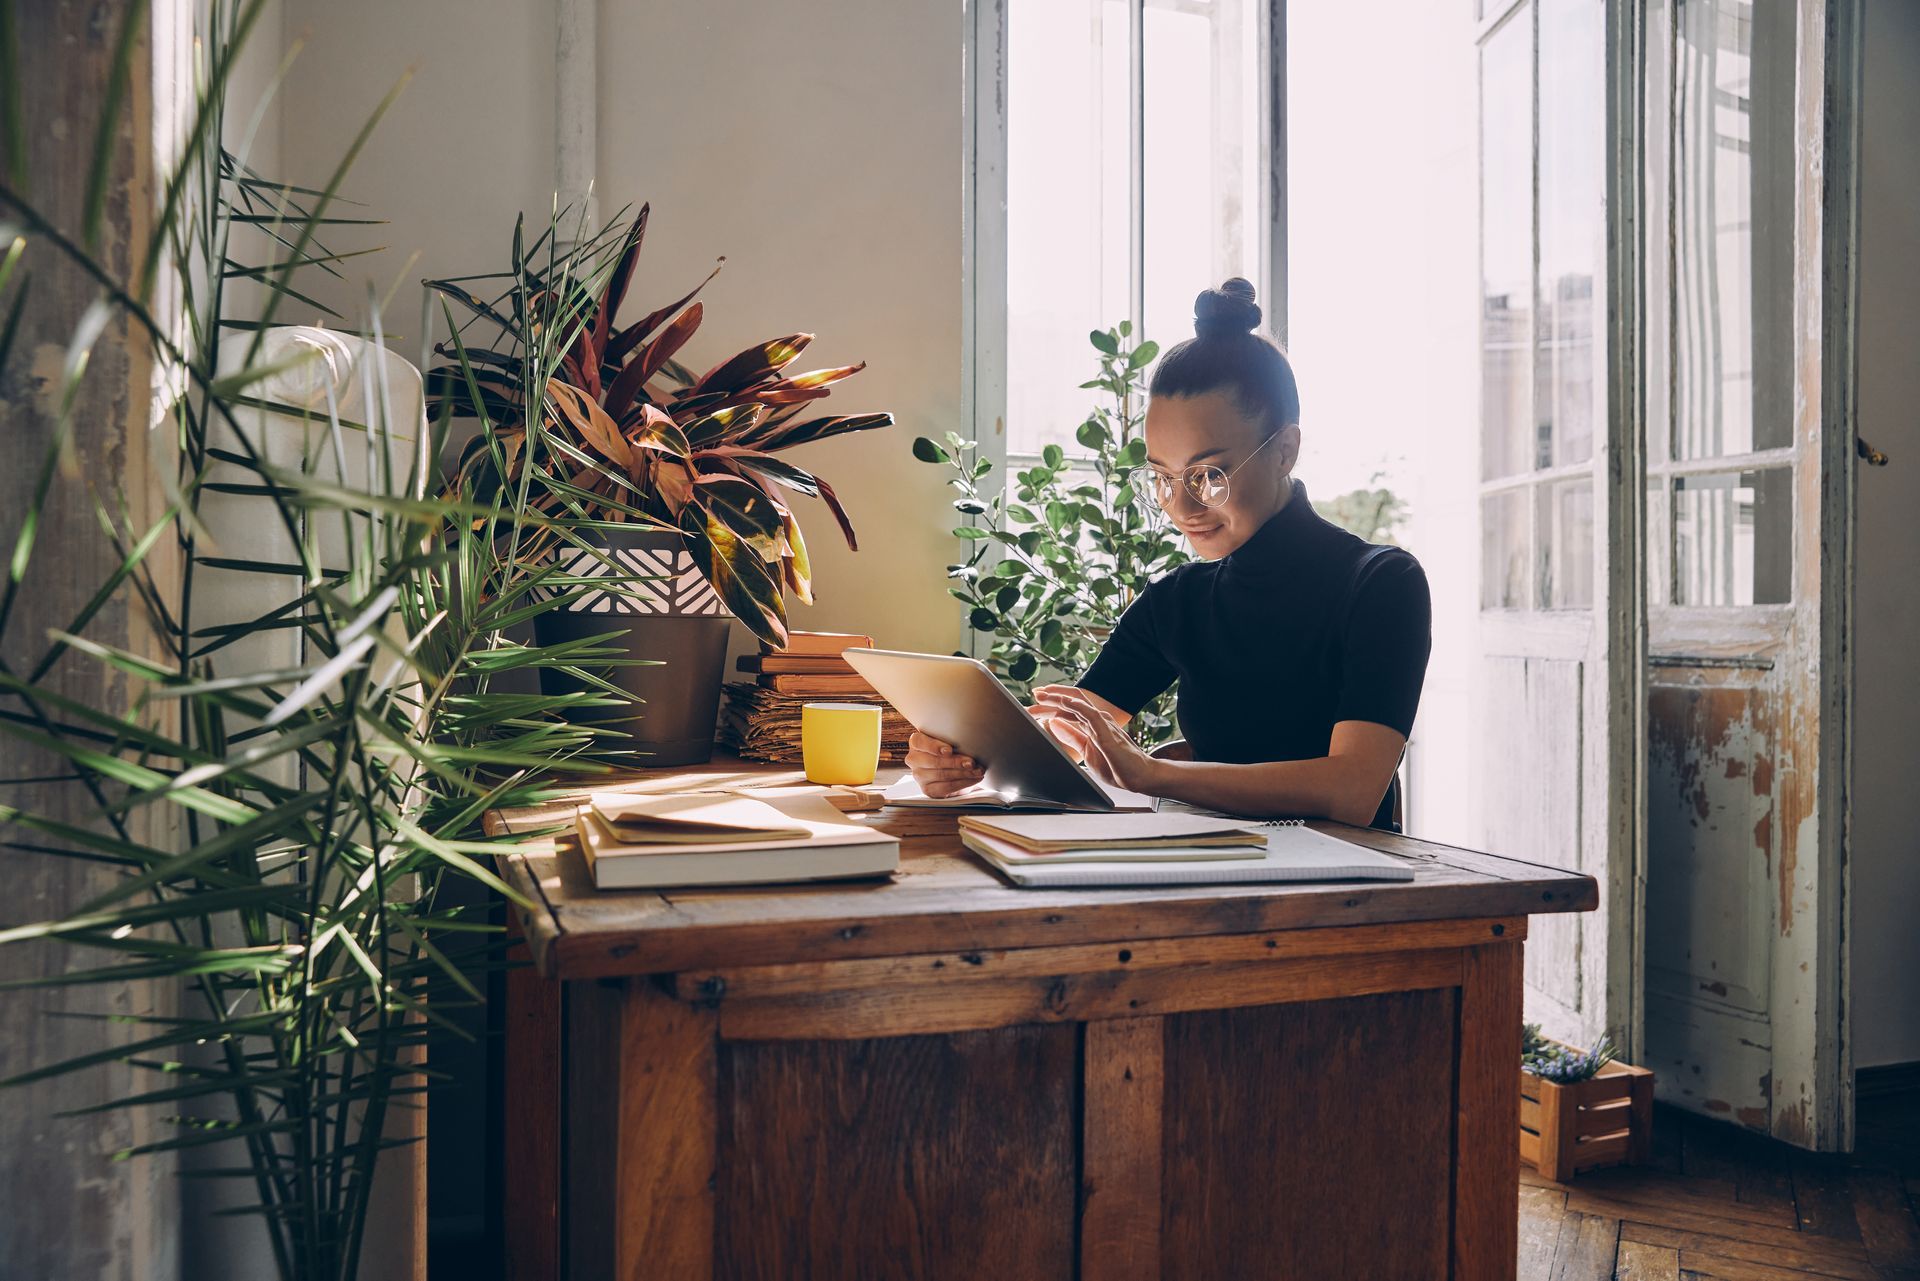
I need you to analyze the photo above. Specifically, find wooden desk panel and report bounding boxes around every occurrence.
[717,1025,1079,1279]
[1160,990,1457,1278]
[492,758,1579,1280]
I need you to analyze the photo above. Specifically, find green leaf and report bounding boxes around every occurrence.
[968,607,998,631]
[912,436,950,464]
[1089,329,1118,355]
[693,475,783,556]
[1008,652,1039,682]
[1128,340,1160,369]
[1042,443,1066,470]
[1076,418,1110,450]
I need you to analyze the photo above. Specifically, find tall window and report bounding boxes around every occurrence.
[998,0,1274,460]
[1647,0,1796,609]
[1477,0,1604,612]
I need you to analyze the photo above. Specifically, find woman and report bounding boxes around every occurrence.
[906,278,1431,830]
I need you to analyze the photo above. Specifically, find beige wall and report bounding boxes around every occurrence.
[1852,0,1920,1071]
[278,0,966,659]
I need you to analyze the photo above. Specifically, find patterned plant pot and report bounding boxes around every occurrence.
[532,526,732,766]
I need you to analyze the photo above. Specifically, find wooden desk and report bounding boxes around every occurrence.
[489,758,1596,1280]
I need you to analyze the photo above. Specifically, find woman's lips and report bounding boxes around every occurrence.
[1181,523,1223,539]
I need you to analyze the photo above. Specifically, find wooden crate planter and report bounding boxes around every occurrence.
[1519,1055,1654,1182]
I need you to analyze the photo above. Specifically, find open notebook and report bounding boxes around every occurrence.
[961,820,1415,888]
[589,792,811,843]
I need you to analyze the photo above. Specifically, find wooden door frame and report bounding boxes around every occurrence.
[1606,0,1650,1070]
[1800,0,1860,1153]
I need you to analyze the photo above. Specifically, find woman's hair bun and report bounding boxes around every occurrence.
[1193,277,1261,339]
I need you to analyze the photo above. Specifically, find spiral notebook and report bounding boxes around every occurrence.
[960,819,1415,888]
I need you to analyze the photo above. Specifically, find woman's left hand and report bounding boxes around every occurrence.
[1032,686,1165,795]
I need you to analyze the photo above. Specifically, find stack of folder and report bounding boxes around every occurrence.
[957,812,1415,888]
[716,631,912,763]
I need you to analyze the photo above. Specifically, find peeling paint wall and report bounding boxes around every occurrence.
[1645,676,1777,1123]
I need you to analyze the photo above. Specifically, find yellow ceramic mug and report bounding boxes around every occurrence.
[801,702,883,786]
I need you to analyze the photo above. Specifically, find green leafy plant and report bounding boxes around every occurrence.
[914,323,1188,746]
[0,5,646,1277]
[424,207,894,647]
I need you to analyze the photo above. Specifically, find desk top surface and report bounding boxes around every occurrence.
[487,757,1596,979]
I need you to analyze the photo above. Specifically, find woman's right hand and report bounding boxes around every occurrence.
[904,730,986,798]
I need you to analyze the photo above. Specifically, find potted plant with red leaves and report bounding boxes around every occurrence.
[428,205,893,764]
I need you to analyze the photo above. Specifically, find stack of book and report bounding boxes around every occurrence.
[716,631,913,763]
[575,790,899,889]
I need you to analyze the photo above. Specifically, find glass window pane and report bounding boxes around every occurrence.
[1538,0,1601,468]
[1540,478,1595,608]
[1142,0,1264,354]
[1482,489,1529,608]
[1480,9,1534,481]
[1006,0,1130,458]
[1286,0,1478,507]
[1672,468,1793,605]
[1671,0,1796,459]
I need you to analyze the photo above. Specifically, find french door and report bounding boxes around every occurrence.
[1473,0,1642,1057]
[1474,0,1859,1150]
[1639,0,1857,1149]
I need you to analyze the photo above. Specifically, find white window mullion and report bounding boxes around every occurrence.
[963,0,1010,655]
[1129,0,1146,335]
[1267,0,1288,340]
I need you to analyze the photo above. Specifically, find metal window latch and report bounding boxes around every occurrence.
[1856,436,1891,466]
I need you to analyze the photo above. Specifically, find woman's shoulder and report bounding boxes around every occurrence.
[1349,543,1431,617]
[1354,541,1426,581]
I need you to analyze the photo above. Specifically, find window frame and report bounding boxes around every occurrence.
[963,0,1289,494]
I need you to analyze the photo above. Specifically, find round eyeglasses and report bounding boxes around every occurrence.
[1133,431,1281,511]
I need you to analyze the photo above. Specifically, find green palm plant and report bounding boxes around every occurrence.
[0,3,650,1277]
[425,207,895,647]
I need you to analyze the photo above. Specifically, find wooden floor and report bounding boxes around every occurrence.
[1519,1094,1920,1280]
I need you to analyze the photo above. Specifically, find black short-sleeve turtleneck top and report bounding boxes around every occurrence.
[1077,480,1433,830]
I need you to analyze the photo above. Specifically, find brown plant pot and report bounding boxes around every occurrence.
[1519,1047,1655,1182]
[533,527,733,767]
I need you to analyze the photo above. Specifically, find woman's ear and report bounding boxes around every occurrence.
[1276,423,1303,475]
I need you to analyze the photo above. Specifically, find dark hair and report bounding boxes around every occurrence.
[1148,278,1300,437]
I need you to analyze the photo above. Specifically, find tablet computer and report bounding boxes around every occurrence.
[842,648,1151,812]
